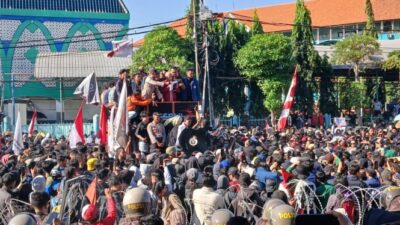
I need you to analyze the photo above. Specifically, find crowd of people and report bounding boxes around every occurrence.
[100,67,201,119]
[3,68,400,225]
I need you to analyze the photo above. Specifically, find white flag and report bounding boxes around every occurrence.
[12,112,23,155]
[74,72,100,105]
[106,40,133,58]
[113,81,128,148]
[108,106,116,158]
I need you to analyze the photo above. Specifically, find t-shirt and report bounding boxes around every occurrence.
[374,101,382,111]
[135,122,149,140]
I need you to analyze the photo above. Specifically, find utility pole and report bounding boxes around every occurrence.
[11,74,15,127]
[193,0,200,81]
[199,0,214,127]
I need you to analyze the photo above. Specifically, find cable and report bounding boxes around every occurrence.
[3,16,187,47]
[0,23,187,65]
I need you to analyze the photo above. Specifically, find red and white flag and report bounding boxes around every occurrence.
[277,66,298,131]
[28,110,37,137]
[68,101,85,148]
[106,40,133,58]
[98,104,108,146]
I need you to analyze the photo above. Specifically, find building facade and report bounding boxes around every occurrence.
[0,0,129,124]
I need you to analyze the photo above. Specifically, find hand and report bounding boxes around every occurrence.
[104,188,112,198]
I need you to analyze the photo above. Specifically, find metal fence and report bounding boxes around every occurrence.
[21,123,94,138]
[219,118,267,128]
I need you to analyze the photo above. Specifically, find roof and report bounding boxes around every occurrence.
[133,0,400,46]
[35,51,132,78]
[0,0,128,13]
[229,0,400,32]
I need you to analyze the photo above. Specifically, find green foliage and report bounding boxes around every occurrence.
[250,10,264,36]
[291,0,317,112]
[337,80,370,109]
[259,78,288,113]
[383,50,400,71]
[316,55,337,115]
[234,34,293,80]
[205,20,252,116]
[235,33,293,113]
[332,34,380,80]
[364,0,378,38]
[291,0,315,80]
[131,26,193,71]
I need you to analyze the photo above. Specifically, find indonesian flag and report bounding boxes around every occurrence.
[68,101,85,148]
[12,112,23,155]
[277,66,298,131]
[28,110,37,137]
[106,40,133,58]
[98,104,108,145]
[113,81,128,149]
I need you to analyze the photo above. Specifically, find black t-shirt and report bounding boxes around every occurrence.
[135,122,149,140]
[364,208,400,225]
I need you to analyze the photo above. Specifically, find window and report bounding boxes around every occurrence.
[345,25,357,37]
[319,27,330,41]
[358,23,365,34]
[375,22,382,31]
[394,20,400,30]
[313,29,318,41]
[331,26,343,39]
[383,21,392,32]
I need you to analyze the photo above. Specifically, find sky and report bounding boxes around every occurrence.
[125,0,296,41]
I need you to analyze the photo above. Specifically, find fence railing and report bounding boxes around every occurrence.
[219,118,267,128]
[20,123,94,138]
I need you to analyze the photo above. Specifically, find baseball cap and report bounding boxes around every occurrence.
[269,204,296,225]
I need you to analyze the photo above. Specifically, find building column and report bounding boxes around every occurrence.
[56,101,64,123]
[7,103,27,126]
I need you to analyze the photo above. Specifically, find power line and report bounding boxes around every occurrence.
[3,17,187,47]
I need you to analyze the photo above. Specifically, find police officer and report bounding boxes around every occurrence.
[8,214,37,225]
[269,205,296,225]
[211,209,234,225]
[119,187,152,225]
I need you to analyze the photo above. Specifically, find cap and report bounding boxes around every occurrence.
[82,204,98,221]
[269,204,296,225]
[87,158,98,171]
[262,199,285,220]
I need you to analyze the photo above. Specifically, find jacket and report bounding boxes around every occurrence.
[92,197,117,225]
[116,79,133,99]
[347,175,367,188]
[255,167,279,190]
[177,78,200,101]
[127,95,152,112]
[192,187,224,225]
[141,77,164,100]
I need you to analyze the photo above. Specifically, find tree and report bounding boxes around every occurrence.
[364,0,378,38]
[131,26,192,71]
[235,34,293,114]
[250,10,264,36]
[332,34,380,81]
[316,55,337,115]
[383,50,400,82]
[291,0,317,112]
